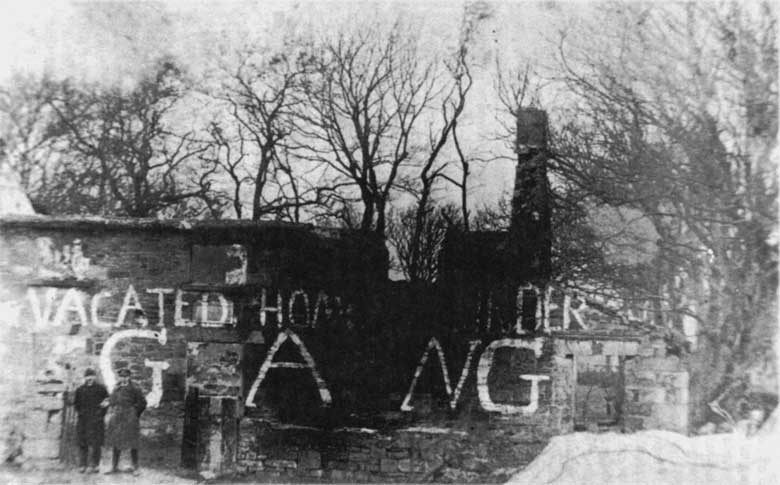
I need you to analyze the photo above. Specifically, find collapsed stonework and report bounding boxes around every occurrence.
[0,110,690,482]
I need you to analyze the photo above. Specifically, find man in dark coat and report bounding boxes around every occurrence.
[105,368,146,475]
[73,368,108,473]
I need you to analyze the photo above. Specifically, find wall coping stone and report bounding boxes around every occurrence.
[0,215,374,243]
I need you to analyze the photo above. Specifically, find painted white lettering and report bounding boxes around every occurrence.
[52,288,89,328]
[641,300,651,322]
[401,338,481,412]
[27,287,57,329]
[516,285,541,334]
[51,334,87,356]
[116,285,145,327]
[144,359,170,407]
[198,293,231,327]
[534,287,543,331]
[0,300,22,328]
[515,288,526,335]
[259,288,283,328]
[198,293,210,324]
[90,290,113,328]
[245,329,331,407]
[69,239,90,280]
[451,341,481,410]
[568,297,589,330]
[225,244,247,285]
[99,328,167,392]
[146,288,174,326]
[542,286,554,332]
[218,293,232,325]
[477,292,493,332]
[288,290,310,327]
[514,375,550,414]
[476,338,547,414]
[312,291,329,327]
[175,289,195,326]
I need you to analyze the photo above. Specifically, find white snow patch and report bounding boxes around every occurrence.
[508,427,780,485]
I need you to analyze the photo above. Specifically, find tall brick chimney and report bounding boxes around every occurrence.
[509,108,552,286]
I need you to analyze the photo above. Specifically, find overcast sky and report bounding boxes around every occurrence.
[0,1,596,206]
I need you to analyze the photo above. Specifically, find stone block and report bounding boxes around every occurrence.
[420,445,443,462]
[622,416,646,431]
[348,445,371,455]
[657,371,689,391]
[329,469,347,481]
[645,404,688,433]
[348,452,370,463]
[24,438,59,459]
[625,401,654,416]
[635,356,681,372]
[298,450,321,469]
[266,459,297,469]
[327,459,348,470]
[380,458,398,473]
[462,456,491,471]
[348,448,371,461]
[385,446,410,459]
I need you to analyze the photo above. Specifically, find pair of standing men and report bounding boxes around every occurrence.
[73,367,147,475]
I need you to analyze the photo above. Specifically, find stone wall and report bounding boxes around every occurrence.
[623,342,689,433]
[231,335,575,482]
[0,215,690,480]
[186,342,242,398]
[0,216,385,464]
[236,421,549,483]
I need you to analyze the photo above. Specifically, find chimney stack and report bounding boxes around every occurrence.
[509,109,552,286]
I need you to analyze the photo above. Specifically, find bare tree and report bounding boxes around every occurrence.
[200,121,250,218]
[387,4,494,279]
[0,73,71,212]
[200,41,349,222]
[222,47,314,220]
[295,21,443,236]
[437,3,494,231]
[387,202,460,282]
[403,48,473,280]
[552,1,778,423]
[47,60,213,217]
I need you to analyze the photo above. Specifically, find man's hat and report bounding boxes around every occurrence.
[84,368,96,377]
[117,368,132,377]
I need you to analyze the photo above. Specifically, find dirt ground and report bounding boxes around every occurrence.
[7,423,779,485]
[1,437,197,485]
[0,462,196,485]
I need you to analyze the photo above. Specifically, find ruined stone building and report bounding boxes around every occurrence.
[0,110,688,481]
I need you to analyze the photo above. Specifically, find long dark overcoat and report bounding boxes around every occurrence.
[105,382,146,449]
[74,382,109,446]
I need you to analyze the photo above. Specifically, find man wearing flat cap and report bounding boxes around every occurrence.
[73,368,108,473]
[105,368,147,475]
